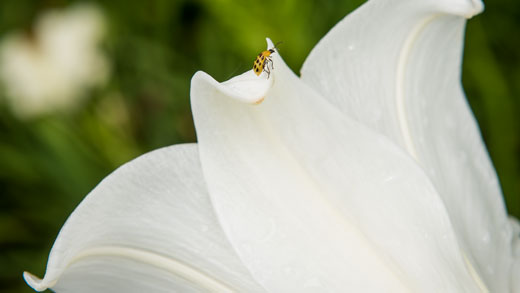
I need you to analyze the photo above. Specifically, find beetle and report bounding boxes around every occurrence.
[253,42,281,78]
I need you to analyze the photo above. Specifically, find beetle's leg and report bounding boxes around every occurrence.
[266,56,274,70]
[264,57,274,78]
[264,64,271,78]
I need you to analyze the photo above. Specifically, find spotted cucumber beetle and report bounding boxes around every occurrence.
[253,42,282,78]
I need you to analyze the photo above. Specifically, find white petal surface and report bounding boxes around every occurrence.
[301,0,514,290]
[191,39,485,292]
[218,70,273,104]
[401,15,514,291]
[511,217,520,292]
[301,0,483,150]
[24,144,265,292]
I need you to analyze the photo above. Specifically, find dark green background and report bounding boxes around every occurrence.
[0,0,518,292]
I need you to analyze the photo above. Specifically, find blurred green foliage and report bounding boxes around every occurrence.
[0,0,518,292]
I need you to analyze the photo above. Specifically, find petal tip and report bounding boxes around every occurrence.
[265,37,274,49]
[463,0,484,18]
[470,0,485,15]
[192,70,273,105]
[191,70,212,84]
[221,71,273,104]
[436,0,484,18]
[23,271,48,292]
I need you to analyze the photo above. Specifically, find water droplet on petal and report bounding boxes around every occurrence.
[482,231,490,244]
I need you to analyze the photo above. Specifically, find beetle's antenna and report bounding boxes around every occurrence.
[273,41,283,52]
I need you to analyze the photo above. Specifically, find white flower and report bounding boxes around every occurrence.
[0,4,109,118]
[24,0,519,292]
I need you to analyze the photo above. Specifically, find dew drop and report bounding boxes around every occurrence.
[482,232,490,243]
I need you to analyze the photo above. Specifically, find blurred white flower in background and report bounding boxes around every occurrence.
[0,4,109,118]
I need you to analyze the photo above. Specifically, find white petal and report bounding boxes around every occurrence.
[400,15,514,291]
[301,0,482,152]
[191,39,485,292]
[301,0,514,290]
[218,70,273,104]
[510,217,520,292]
[24,144,265,292]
